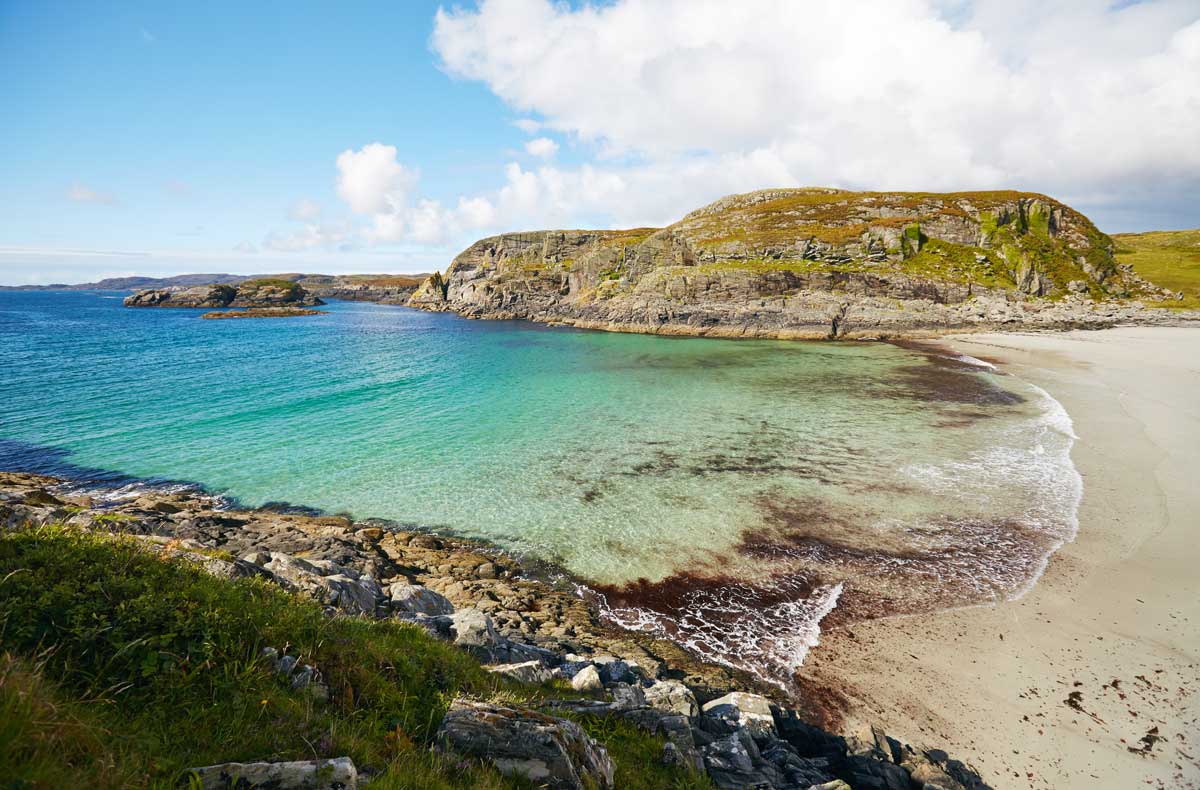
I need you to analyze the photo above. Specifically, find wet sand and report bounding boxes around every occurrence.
[799,327,1200,790]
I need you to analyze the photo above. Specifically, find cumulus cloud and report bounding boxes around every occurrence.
[336,143,418,215]
[67,183,118,205]
[430,0,1200,230]
[332,143,507,245]
[524,137,559,159]
[513,118,542,134]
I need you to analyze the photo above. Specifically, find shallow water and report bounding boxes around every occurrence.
[0,291,1081,687]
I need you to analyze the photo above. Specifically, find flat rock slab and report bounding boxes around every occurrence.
[184,757,356,789]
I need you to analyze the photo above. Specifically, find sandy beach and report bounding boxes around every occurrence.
[800,326,1200,790]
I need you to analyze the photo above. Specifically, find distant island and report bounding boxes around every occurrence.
[3,272,430,306]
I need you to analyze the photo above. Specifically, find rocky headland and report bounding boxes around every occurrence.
[294,274,426,304]
[1,470,990,789]
[406,188,1199,338]
[124,278,326,309]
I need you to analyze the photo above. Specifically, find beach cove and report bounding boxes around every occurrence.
[801,327,1200,789]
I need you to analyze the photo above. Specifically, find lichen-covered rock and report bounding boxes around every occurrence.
[436,699,614,790]
[184,757,356,789]
[645,678,699,717]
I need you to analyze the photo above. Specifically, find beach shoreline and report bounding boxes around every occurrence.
[799,326,1200,789]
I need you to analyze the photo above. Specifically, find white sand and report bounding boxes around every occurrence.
[799,327,1200,790]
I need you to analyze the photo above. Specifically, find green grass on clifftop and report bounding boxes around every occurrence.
[0,525,710,790]
[1113,229,1200,309]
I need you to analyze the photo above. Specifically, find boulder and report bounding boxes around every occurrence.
[609,682,646,710]
[847,722,899,763]
[183,757,356,789]
[645,678,699,717]
[449,608,500,653]
[437,699,614,790]
[486,660,553,684]
[593,656,635,685]
[702,691,777,738]
[263,552,384,615]
[843,754,912,790]
[620,708,704,773]
[900,748,970,790]
[388,582,454,616]
[570,665,603,691]
[701,729,775,789]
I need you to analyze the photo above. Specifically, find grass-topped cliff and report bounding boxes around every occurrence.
[410,188,1188,338]
[1113,228,1200,309]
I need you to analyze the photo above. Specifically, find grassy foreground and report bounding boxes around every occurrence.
[0,524,709,789]
[1113,229,1200,309]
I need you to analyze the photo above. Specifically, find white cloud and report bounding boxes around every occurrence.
[288,198,322,221]
[430,0,1200,230]
[67,183,118,205]
[336,142,418,214]
[233,240,258,254]
[333,143,504,246]
[513,118,542,134]
[524,137,559,159]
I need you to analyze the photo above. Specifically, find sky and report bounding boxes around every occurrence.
[1,0,1198,285]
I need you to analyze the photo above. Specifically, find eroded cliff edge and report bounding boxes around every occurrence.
[408,188,1193,337]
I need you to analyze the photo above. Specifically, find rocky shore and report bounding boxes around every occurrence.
[406,189,1200,338]
[1,470,991,789]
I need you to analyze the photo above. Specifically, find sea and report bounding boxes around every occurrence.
[0,291,1082,689]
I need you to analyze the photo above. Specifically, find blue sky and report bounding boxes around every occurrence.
[2,0,1198,284]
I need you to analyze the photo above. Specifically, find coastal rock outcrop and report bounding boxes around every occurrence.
[124,279,324,309]
[436,699,615,790]
[407,188,1193,337]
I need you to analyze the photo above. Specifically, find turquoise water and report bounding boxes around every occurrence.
[0,291,1081,685]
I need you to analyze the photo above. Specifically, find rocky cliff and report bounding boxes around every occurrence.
[409,188,1184,337]
[124,278,325,309]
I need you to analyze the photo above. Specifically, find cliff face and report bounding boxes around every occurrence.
[409,189,1167,337]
